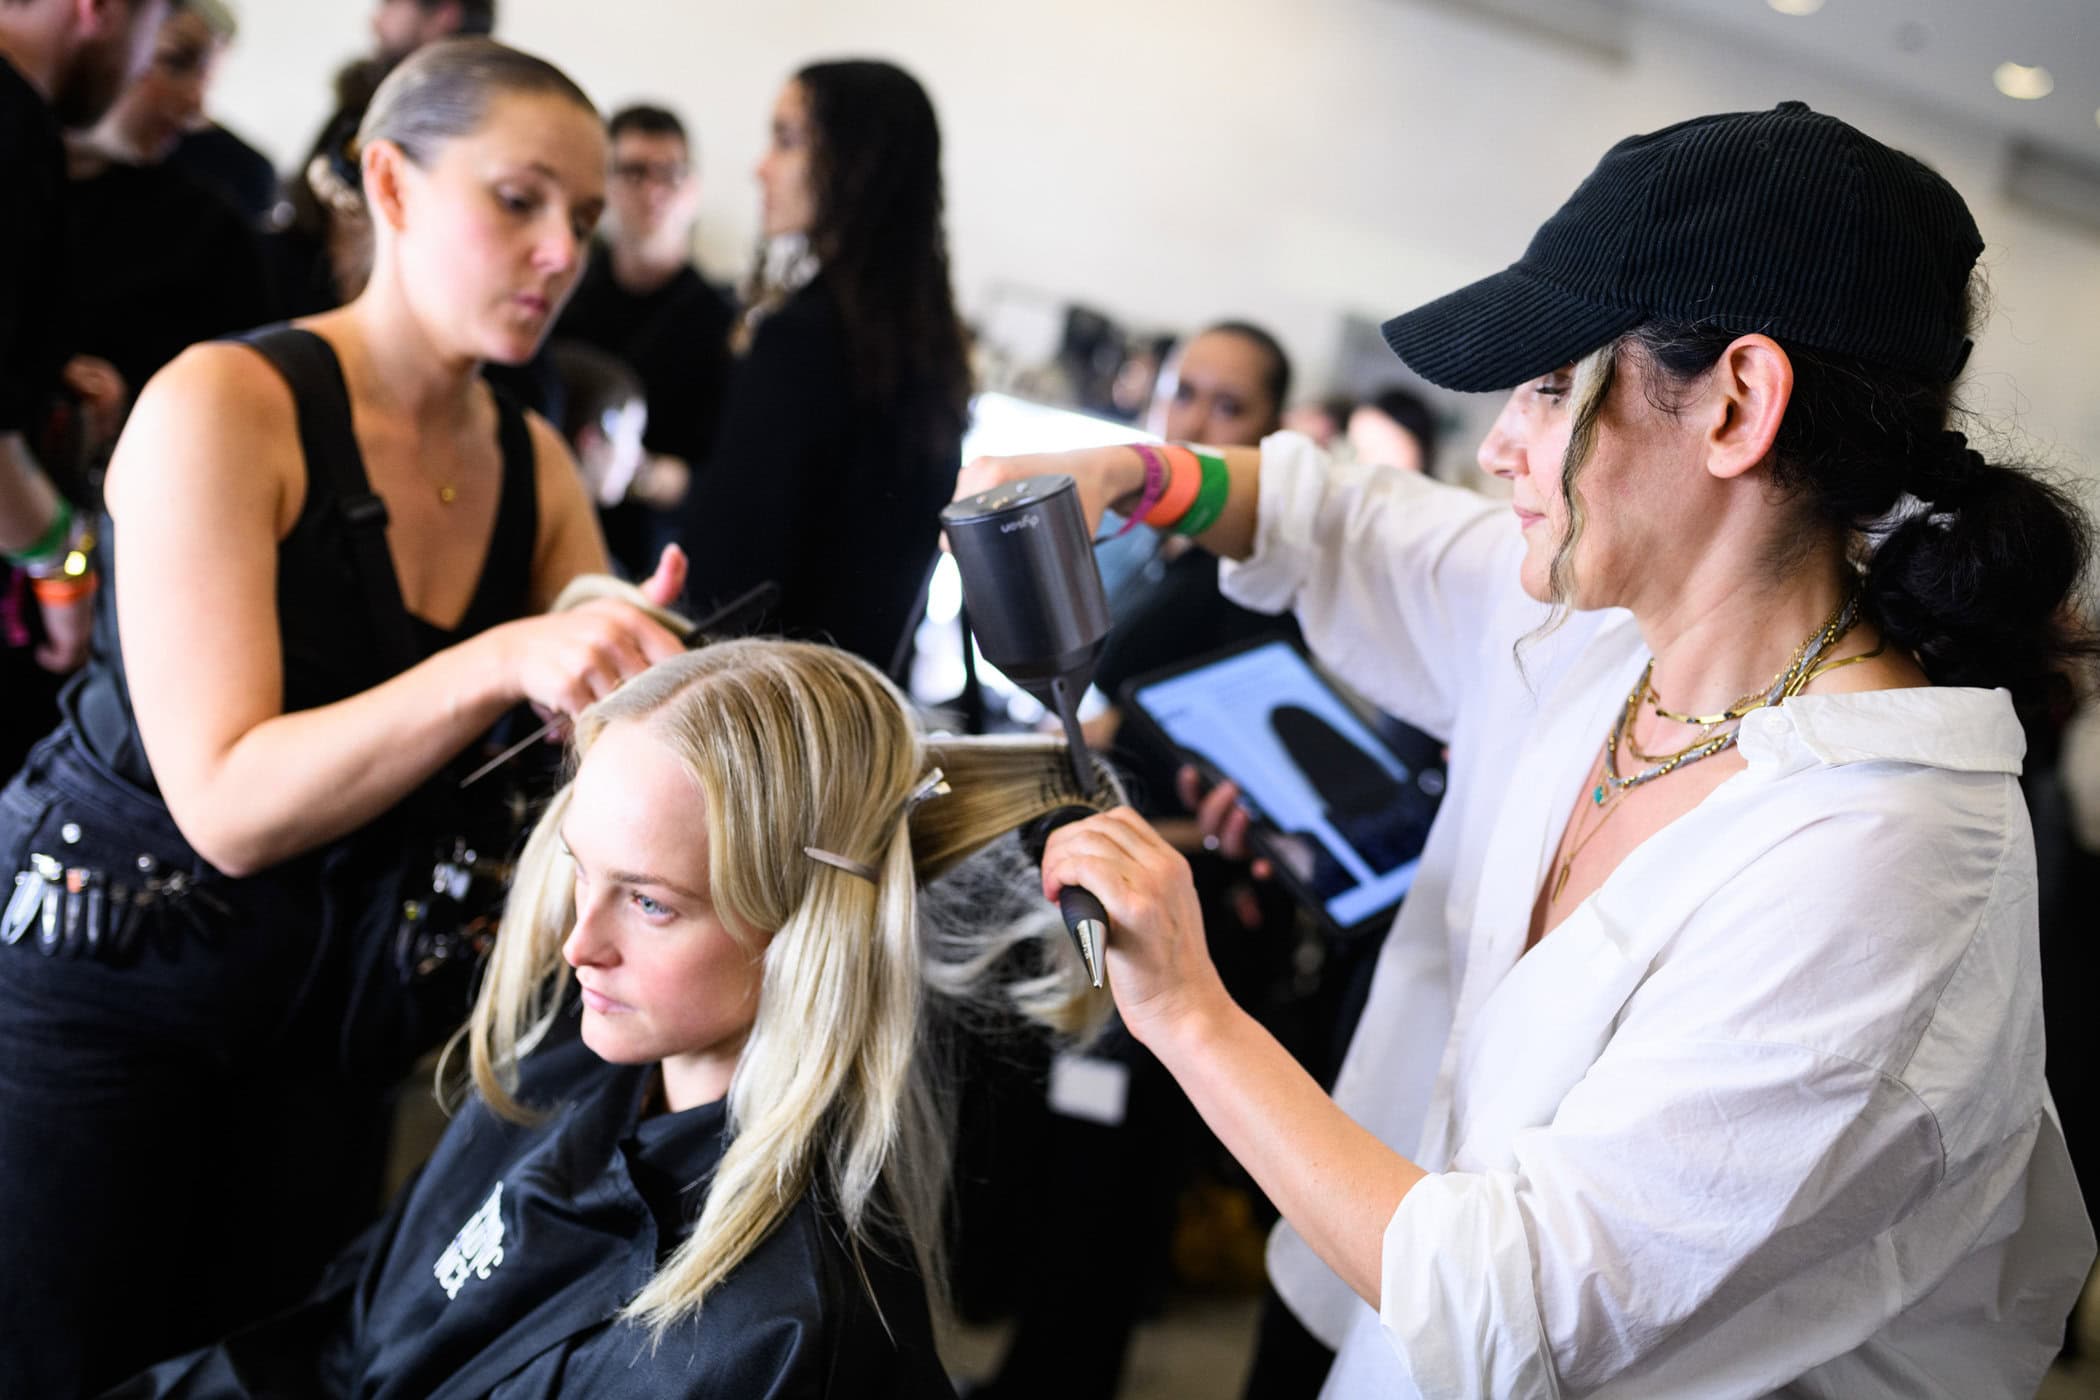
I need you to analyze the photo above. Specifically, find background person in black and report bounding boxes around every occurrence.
[271,0,496,318]
[118,637,1115,1399]
[163,0,278,230]
[65,2,278,415]
[555,103,734,579]
[676,59,971,678]
[0,0,169,781]
[0,39,687,1396]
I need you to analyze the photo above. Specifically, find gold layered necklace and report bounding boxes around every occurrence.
[1547,590,1879,907]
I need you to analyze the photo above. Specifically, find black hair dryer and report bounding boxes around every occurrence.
[941,474,1114,987]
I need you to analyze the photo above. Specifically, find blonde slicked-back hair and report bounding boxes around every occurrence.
[458,610,1113,1337]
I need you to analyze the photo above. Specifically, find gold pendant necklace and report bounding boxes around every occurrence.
[1605,591,1866,800]
[1647,590,1853,727]
[1551,767,1626,905]
[1555,589,1874,909]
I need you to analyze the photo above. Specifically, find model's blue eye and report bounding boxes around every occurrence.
[632,892,669,919]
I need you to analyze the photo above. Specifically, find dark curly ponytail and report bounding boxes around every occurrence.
[1627,317,2095,710]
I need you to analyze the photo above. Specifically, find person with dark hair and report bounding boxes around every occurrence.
[1177,319,1292,437]
[0,0,171,783]
[556,101,734,579]
[65,2,278,402]
[0,38,687,1395]
[964,102,2095,1397]
[1346,386,1439,475]
[674,58,970,678]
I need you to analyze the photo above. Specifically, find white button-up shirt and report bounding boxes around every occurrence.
[1221,432,2093,1399]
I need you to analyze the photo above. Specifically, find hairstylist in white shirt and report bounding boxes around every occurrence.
[959,103,2098,1399]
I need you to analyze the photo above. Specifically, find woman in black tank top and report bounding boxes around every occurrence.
[0,41,687,1397]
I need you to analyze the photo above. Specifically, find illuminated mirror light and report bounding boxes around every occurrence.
[1767,0,1824,14]
[1993,62,2055,100]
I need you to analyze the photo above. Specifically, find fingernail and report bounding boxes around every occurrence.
[1202,834,1221,852]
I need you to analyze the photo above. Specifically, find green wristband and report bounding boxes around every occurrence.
[4,496,73,568]
[1172,450,1231,537]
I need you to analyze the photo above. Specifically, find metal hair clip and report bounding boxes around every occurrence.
[803,847,879,883]
[906,768,951,813]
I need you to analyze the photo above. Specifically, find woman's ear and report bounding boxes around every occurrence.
[1704,334,1793,482]
[363,139,412,234]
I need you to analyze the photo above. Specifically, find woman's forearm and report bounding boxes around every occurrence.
[1107,443,1263,562]
[165,627,521,877]
[1189,444,1263,562]
[1147,993,1425,1308]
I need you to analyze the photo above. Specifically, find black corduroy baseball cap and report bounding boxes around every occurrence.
[1382,101,1984,392]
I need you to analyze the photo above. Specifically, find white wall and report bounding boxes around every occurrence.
[211,0,2100,483]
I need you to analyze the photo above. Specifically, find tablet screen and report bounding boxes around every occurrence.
[1127,639,1436,932]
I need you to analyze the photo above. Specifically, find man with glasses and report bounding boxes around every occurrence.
[555,103,735,577]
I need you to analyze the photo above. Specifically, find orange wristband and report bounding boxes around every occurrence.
[1144,445,1203,528]
[31,572,98,606]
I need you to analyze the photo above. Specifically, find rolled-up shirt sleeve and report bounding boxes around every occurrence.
[1371,813,1986,1398]
[1220,430,1536,741]
[1381,1044,1942,1398]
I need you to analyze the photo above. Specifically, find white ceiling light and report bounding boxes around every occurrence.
[1993,62,2055,101]
[1767,0,1824,14]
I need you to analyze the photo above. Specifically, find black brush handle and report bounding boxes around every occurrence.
[1023,805,1111,984]
[1058,884,1110,931]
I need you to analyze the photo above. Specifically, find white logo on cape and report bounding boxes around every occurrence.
[434,1182,506,1300]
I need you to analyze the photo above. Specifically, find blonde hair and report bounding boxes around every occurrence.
[1530,340,1621,635]
[358,38,596,168]
[454,591,1112,1337]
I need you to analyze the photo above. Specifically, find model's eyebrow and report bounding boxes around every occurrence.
[558,828,707,902]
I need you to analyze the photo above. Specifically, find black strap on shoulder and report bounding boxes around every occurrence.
[452,377,539,634]
[489,380,539,559]
[234,325,420,675]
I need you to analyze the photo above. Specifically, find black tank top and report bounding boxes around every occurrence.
[66,328,540,795]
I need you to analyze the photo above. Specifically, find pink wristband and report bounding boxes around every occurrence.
[1114,444,1170,537]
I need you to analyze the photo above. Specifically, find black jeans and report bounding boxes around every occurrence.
[0,731,393,1396]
